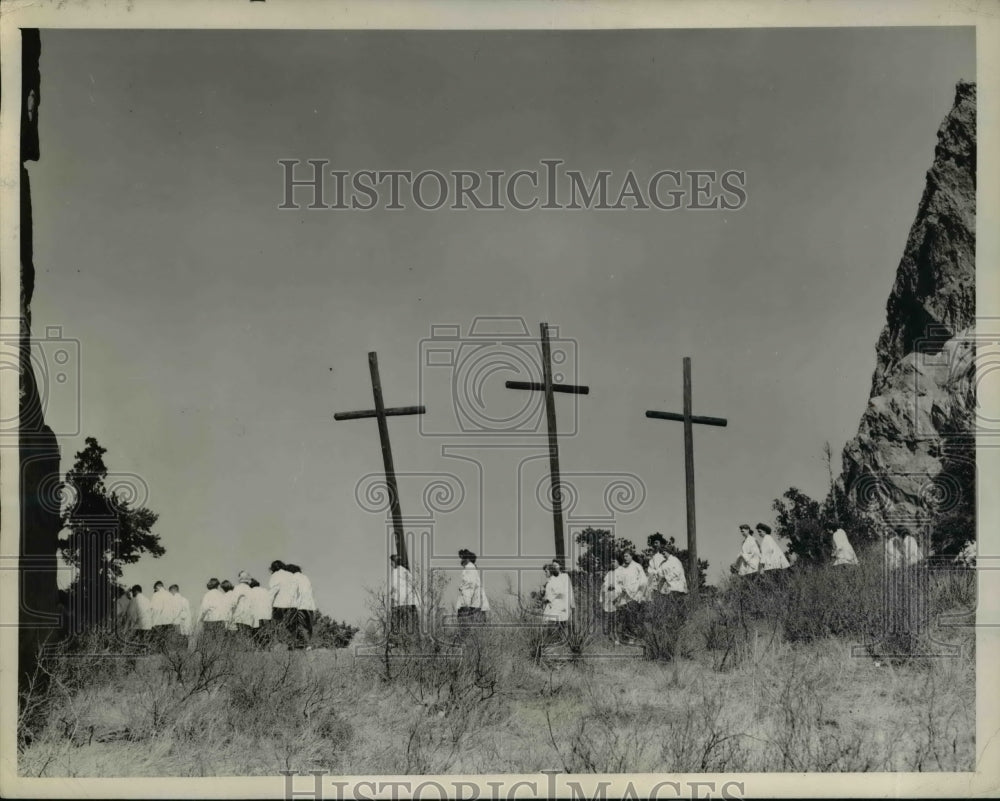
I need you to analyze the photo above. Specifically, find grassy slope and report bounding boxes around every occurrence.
[19,602,975,777]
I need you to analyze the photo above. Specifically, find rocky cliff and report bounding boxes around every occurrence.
[19,29,62,687]
[839,81,976,547]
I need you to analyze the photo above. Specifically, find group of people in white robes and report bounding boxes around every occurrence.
[117,582,192,645]
[600,536,688,645]
[384,548,494,644]
[882,530,924,570]
[193,560,318,649]
[732,518,939,576]
[735,523,793,577]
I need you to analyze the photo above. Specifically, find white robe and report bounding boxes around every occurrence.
[221,591,239,629]
[738,536,762,575]
[645,552,666,598]
[901,534,923,566]
[198,587,230,623]
[389,565,420,608]
[149,588,172,627]
[171,593,192,635]
[542,572,574,622]
[128,592,153,630]
[231,582,256,627]
[660,553,688,593]
[831,528,859,566]
[884,537,904,570]
[249,586,273,622]
[116,593,132,623]
[601,570,618,614]
[456,564,490,612]
[269,569,299,608]
[759,534,790,571]
[615,561,647,606]
[294,572,317,612]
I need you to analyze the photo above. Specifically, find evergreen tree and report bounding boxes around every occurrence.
[59,437,163,631]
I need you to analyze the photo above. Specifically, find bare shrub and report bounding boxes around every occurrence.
[638,593,690,661]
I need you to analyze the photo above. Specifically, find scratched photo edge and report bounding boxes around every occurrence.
[0,0,998,798]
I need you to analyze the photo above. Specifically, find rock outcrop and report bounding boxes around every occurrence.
[19,29,62,687]
[839,82,976,545]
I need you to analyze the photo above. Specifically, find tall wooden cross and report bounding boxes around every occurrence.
[505,322,589,568]
[645,357,727,598]
[334,351,425,570]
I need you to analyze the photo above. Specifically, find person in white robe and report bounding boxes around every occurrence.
[115,587,133,630]
[286,564,317,648]
[883,534,904,570]
[127,584,153,639]
[600,568,618,615]
[248,578,272,647]
[612,551,647,644]
[901,533,923,566]
[541,561,575,623]
[268,560,300,646]
[756,524,790,571]
[388,554,421,641]
[456,549,490,623]
[615,550,648,604]
[645,538,667,599]
[736,524,762,576]
[219,580,238,631]
[196,577,229,643]
[231,572,257,642]
[660,551,688,594]
[149,580,175,645]
[168,584,192,637]
[640,544,688,659]
[828,525,859,567]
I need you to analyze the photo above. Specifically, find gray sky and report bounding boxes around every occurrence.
[31,28,974,625]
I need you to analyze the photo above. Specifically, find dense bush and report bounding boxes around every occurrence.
[702,549,975,664]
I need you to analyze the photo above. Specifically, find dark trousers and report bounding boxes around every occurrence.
[252,619,272,648]
[616,600,644,641]
[297,609,314,647]
[200,620,228,648]
[151,624,176,649]
[273,607,299,646]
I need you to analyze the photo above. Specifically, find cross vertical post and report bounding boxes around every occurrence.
[682,358,697,598]
[334,351,426,569]
[645,357,727,599]
[505,322,589,568]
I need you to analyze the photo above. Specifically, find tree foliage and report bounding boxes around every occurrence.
[931,435,975,557]
[59,437,164,629]
[573,527,637,576]
[772,487,829,566]
[311,613,359,649]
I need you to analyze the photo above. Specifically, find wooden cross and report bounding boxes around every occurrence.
[645,357,727,598]
[334,351,425,570]
[505,322,589,568]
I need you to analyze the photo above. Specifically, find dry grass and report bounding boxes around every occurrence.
[18,564,976,776]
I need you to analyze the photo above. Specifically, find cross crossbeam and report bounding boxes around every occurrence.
[645,357,728,600]
[334,351,425,570]
[505,322,589,568]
